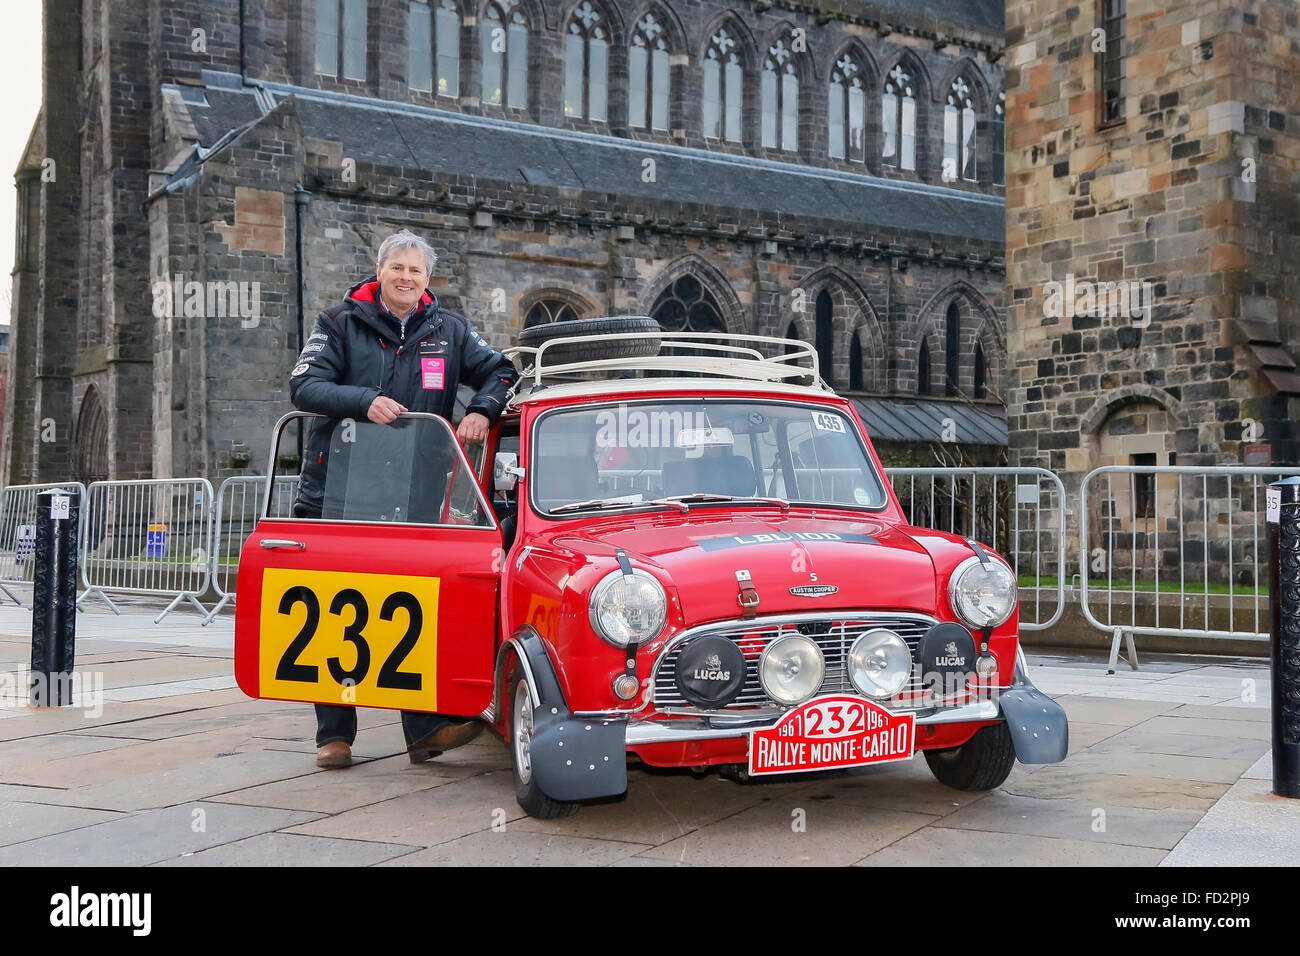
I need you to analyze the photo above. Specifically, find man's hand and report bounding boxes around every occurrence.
[458,412,490,444]
[367,395,408,424]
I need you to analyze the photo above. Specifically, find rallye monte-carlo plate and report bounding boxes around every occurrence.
[748,695,915,776]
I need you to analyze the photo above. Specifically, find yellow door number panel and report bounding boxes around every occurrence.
[259,568,440,711]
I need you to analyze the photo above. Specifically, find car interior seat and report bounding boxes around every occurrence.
[533,452,603,508]
[662,450,758,498]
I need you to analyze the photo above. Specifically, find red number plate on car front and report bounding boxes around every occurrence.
[748,695,916,776]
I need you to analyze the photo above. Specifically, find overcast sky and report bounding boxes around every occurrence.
[0,2,45,328]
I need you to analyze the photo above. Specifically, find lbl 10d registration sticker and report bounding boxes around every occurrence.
[748,695,915,776]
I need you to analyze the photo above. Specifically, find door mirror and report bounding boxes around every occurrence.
[494,452,524,493]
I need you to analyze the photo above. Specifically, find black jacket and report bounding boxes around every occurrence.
[290,276,518,513]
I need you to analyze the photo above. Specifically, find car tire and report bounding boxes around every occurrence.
[507,662,580,819]
[517,315,662,367]
[923,722,1016,791]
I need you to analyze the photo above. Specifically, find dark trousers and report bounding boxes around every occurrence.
[290,502,473,750]
[316,704,466,749]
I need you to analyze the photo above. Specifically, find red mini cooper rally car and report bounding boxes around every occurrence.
[235,318,1067,818]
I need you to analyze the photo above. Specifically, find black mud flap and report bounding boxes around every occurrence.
[514,633,628,801]
[998,660,1068,764]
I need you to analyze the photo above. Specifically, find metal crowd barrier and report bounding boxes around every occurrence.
[0,482,87,606]
[207,475,299,623]
[1080,465,1300,670]
[885,467,1068,632]
[77,478,216,624]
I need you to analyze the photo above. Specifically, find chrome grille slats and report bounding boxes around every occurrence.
[652,611,937,715]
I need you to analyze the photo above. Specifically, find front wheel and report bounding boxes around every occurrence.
[508,663,580,819]
[923,722,1016,791]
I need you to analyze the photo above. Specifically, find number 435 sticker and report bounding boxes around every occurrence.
[258,569,440,711]
[812,411,845,433]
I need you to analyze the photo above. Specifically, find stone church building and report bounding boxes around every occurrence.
[3,0,1006,486]
[1005,0,1300,489]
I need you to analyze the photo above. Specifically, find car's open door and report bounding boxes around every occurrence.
[234,412,501,717]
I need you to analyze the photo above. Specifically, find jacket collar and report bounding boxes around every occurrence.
[344,277,441,344]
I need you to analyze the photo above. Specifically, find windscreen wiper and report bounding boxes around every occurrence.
[549,494,686,514]
[646,493,791,512]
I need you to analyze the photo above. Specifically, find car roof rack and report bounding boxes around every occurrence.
[502,330,826,392]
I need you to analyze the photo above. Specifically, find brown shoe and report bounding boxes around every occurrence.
[316,741,353,769]
[408,721,486,764]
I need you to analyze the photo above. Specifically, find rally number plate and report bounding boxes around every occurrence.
[258,568,441,711]
[748,695,916,776]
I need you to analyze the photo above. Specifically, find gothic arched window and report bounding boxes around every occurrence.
[482,3,528,109]
[408,0,460,97]
[563,1,608,121]
[849,332,863,391]
[992,91,1005,186]
[944,77,977,182]
[524,298,580,328]
[629,11,670,131]
[882,64,916,170]
[654,276,726,372]
[945,302,961,396]
[829,52,866,162]
[974,342,987,399]
[703,29,743,143]
[918,339,931,395]
[761,37,798,151]
[814,290,834,384]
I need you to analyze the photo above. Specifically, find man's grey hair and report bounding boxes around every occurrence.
[377,229,438,274]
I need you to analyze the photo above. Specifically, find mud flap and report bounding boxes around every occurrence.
[998,661,1069,764]
[514,634,629,801]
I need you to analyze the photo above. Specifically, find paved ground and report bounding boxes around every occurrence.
[1,602,1296,866]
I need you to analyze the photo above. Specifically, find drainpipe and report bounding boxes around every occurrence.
[294,185,311,465]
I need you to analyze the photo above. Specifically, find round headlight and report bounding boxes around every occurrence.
[848,629,913,700]
[759,634,825,706]
[948,555,1017,630]
[588,569,667,647]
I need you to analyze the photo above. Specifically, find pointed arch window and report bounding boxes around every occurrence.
[761,38,798,151]
[408,0,460,97]
[945,302,961,396]
[482,3,528,109]
[564,1,607,121]
[944,77,977,182]
[974,342,987,399]
[316,0,368,80]
[814,290,834,384]
[882,64,916,170]
[525,299,580,328]
[653,275,726,374]
[918,339,931,395]
[992,91,1005,185]
[629,11,670,131]
[849,331,864,391]
[829,53,866,162]
[703,29,743,143]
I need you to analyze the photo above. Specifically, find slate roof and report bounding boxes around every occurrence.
[853,397,1007,446]
[170,72,1005,246]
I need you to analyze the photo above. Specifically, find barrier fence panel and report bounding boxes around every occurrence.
[1079,465,1300,666]
[78,478,216,623]
[208,475,299,623]
[885,467,1067,631]
[0,482,87,605]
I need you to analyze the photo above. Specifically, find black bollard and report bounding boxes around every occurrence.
[1268,476,1300,797]
[30,489,79,707]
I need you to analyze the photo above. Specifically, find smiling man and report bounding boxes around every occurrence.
[288,228,518,769]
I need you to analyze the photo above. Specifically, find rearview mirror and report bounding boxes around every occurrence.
[494,452,524,493]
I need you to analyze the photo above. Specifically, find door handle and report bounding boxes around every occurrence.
[260,539,307,551]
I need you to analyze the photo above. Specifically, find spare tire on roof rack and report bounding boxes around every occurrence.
[517,315,662,369]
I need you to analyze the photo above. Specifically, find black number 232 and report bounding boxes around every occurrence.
[275,586,423,690]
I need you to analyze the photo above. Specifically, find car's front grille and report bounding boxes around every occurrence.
[652,612,937,716]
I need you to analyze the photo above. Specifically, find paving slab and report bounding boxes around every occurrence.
[154,832,420,867]
[1162,774,1300,866]
[34,748,327,812]
[1138,714,1271,740]
[1167,703,1269,721]
[0,802,321,866]
[857,827,1168,866]
[1052,695,1177,726]
[1050,748,1256,785]
[633,799,937,866]
[380,829,653,866]
[1089,729,1269,762]
[934,792,1202,849]
[213,758,458,814]
[1002,766,1226,812]
[0,801,123,846]
[284,770,523,846]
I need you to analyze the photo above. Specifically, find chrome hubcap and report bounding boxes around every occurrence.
[513,681,533,785]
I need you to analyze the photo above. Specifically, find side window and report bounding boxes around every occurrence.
[272,413,494,527]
